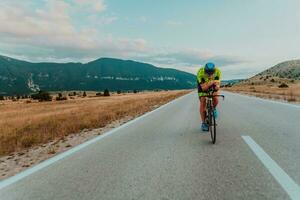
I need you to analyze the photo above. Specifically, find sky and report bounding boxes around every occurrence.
[0,0,300,80]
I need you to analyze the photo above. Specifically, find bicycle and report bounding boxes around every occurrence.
[202,88,225,144]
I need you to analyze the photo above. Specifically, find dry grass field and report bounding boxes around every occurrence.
[0,90,190,156]
[224,83,300,102]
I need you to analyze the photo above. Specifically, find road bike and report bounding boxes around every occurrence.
[202,89,225,144]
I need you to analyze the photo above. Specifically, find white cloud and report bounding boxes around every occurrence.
[139,16,148,23]
[135,48,246,68]
[74,0,106,12]
[0,1,248,79]
[0,1,148,61]
[166,20,182,26]
[0,1,73,37]
[88,14,118,25]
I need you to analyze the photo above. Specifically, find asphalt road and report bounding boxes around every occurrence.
[1,91,300,200]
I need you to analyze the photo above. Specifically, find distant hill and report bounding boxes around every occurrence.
[0,55,196,95]
[221,79,244,86]
[256,60,300,80]
[239,60,300,85]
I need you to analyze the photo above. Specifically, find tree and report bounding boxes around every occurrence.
[31,91,52,101]
[278,83,289,88]
[69,92,77,96]
[12,96,17,101]
[56,93,67,101]
[104,89,110,96]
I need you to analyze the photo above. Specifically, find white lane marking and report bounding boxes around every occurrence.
[242,136,300,200]
[224,91,300,108]
[0,92,194,190]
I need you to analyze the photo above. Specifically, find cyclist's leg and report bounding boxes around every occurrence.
[212,92,219,119]
[212,92,219,108]
[199,95,207,123]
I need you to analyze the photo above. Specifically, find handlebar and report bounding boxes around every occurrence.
[201,94,225,100]
[202,88,225,99]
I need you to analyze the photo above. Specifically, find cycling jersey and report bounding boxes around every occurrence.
[197,67,222,97]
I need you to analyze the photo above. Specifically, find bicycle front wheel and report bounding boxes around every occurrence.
[209,105,216,144]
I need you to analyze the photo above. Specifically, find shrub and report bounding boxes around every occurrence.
[287,97,296,102]
[96,92,102,96]
[104,89,110,96]
[133,90,138,93]
[83,91,87,97]
[31,91,52,101]
[270,78,275,83]
[56,94,67,101]
[0,95,4,100]
[68,92,77,96]
[117,90,121,94]
[278,83,289,88]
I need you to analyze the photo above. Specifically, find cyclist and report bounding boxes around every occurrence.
[197,62,222,131]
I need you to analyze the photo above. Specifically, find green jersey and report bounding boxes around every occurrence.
[197,67,222,96]
[197,67,222,84]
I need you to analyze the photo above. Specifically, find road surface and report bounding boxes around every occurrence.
[1,91,299,200]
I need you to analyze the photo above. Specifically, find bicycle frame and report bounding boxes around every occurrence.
[201,89,225,144]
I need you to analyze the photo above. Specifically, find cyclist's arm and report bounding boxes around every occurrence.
[200,81,215,91]
[213,69,222,90]
[201,73,222,91]
[197,68,216,91]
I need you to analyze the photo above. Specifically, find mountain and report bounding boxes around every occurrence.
[252,60,300,81]
[0,55,196,95]
[256,60,300,79]
[221,79,244,86]
[238,60,300,85]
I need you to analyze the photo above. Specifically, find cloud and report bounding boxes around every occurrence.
[0,1,247,74]
[74,0,106,12]
[0,1,73,37]
[139,16,148,23]
[166,20,182,26]
[88,14,118,25]
[135,48,246,68]
[0,1,147,61]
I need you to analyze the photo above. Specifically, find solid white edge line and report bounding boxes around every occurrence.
[242,136,300,200]
[0,91,195,190]
[224,91,300,108]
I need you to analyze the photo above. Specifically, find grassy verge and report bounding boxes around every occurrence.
[0,90,190,156]
[223,83,300,103]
